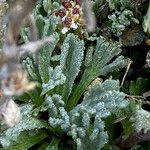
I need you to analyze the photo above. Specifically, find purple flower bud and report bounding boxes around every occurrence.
[72,7,80,15]
[58,8,67,18]
[63,17,72,27]
[61,0,72,8]
[75,0,81,6]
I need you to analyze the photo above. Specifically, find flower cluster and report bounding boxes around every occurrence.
[54,0,84,34]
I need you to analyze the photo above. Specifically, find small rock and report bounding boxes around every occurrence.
[121,26,145,46]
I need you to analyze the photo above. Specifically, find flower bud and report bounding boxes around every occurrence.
[61,0,72,8]
[75,0,81,6]
[58,8,67,18]
[72,7,80,15]
[63,16,72,27]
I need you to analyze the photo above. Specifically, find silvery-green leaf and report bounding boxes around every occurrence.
[143,4,150,35]
[60,34,84,103]
[84,46,94,67]
[35,15,45,38]
[3,130,48,150]
[48,79,128,150]
[22,57,40,81]
[130,106,150,133]
[43,0,52,13]
[0,104,49,148]
[38,33,59,83]
[67,36,127,111]
[41,66,66,95]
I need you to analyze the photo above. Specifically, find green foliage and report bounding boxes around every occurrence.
[35,14,59,38]
[0,27,128,149]
[60,33,84,103]
[45,137,60,150]
[38,33,59,83]
[130,104,150,133]
[41,66,66,95]
[48,79,128,150]
[143,4,150,35]
[43,0,52,13]
[106,0,134,10]
[67,36,128,111]
[22,57,40,81]
[35,14,60,84]
[3,130,48,150]
[1,35,127,149]
[114,107,134,137]
[0,104,50,148]
[129,77,148,95]
[108,9,139,36]
[2,0,149,149]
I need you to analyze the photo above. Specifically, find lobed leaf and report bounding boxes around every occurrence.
[22,57,40,81]
[41,66,66,95]
[130,105,150,133]
[67,36,127,111]
[48,79,128,150]
[60,33,84,103]
[143,4,150,35]
[4,130,48,150]
[0,104,50,148]
[38,33,59,83]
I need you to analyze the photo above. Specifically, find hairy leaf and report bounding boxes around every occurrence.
[0,104,49,148]
[4,130,48,150]
[143,4,150,35]
[68,80,127,150]
[22,57,40,81]
[84,46,94,67]
[38,33,59,83]
[41,66,66,95]
[49,79,128,150]
[60,33,84,103]
[43,0,52,13]
[130,106,150,133]
[67,36,127,111]
[35,15,45,38]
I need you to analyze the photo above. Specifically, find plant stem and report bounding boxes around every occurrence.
[66,70,93,111]
[48,137,61,149]
[115,130,150,149]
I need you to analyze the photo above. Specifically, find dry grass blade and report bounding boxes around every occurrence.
[82,0,97,32]
[6,0,38,46]
[0,0,39,127]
